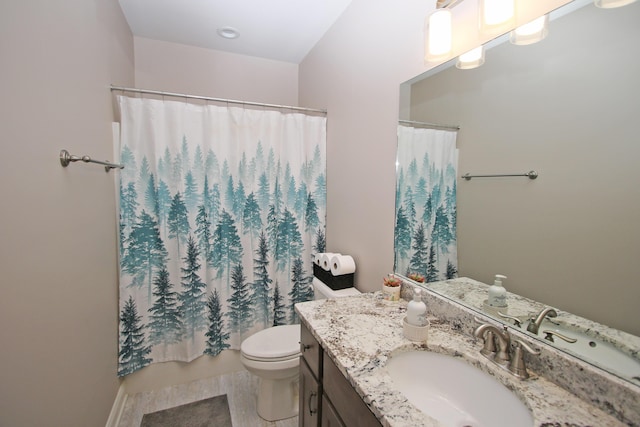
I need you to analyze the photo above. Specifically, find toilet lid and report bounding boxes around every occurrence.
[241,324,301,360]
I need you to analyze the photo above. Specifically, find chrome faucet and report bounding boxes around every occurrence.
[474,321,540,379]
[526,307,558,335]
[474,323,511,366]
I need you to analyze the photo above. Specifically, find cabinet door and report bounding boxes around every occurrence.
[300,322,322,379]
[299,358,321,427]
[323,355,382,427]
[321,395,345,427]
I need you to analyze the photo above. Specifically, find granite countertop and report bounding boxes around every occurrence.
[296,292,626,427]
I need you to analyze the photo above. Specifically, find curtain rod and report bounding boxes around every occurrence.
[110,85,327,115]
[398,119,460,131]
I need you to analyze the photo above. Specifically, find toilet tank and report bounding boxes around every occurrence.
[312,278,361,300]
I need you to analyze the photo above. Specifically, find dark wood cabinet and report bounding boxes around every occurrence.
[299,323,382,427]
[321,395,345,427]
[322,353,382,427]
[300,320,322,378]
[300,358,321,427]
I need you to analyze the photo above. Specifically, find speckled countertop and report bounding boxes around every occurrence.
[296,292,628,427]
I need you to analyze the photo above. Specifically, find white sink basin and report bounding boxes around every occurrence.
[539,319,640,382]
[386,351,533,427]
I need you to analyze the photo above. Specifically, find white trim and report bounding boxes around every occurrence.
[105,384,128,427]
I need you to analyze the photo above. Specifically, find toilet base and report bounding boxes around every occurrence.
[256,374,299,421]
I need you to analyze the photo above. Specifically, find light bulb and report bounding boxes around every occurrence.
[479,0,516,34]
[594,0,637,8]
[510,14,549,45]
[456,46,485,69]
[425,8,453,62]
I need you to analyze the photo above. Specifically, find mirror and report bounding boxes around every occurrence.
[396,0,640,385]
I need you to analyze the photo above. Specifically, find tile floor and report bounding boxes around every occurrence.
[118,370,298,427]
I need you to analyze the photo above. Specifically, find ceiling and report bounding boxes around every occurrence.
[118,0,353,64]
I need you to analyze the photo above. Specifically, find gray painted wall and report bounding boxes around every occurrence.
[0,1,134,425]
[133,37,299,107]
[299,0,431,293]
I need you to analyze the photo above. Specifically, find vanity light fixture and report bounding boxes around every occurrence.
[425,7,453,62]
[456,45,485,69]
[510,14,549,45]
[594,0,637,7]
[479,0,516,34]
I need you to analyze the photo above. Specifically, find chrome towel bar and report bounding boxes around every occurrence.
[59,149,124,172]
[461,170,538,181]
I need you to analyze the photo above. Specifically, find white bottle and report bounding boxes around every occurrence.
[406,288,428,326]
[488,274,508,308]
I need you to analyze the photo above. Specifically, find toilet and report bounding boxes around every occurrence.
[240,278,360,421]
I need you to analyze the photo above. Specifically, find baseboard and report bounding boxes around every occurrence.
[105,383,128,427]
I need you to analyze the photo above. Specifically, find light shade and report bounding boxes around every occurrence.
[594,0,637,7]
[425,8,452,62]
[479,0,516,34]
[456,46,485,69]
[510,14,549,45]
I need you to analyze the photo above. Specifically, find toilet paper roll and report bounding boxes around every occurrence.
[320,252,340,271]
[313,253,322,266]
[330,255,356,275]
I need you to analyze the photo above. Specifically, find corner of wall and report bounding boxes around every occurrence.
[105,382,128,427]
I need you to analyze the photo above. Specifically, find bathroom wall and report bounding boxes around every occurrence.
[133,37,299,106]
[298,0,572,292]
[0,1,134,426]
[299,0,433,292]
[120,36,301,395]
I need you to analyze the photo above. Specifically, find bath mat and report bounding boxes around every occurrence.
[140,394,232,427]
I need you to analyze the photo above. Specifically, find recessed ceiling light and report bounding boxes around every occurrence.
[217,27,239,39]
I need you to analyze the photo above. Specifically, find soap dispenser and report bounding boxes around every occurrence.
[406,288,428,326]
[488,274,508,308]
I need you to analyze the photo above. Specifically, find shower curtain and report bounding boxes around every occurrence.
[116,96,326,376]
[394,125,458,282]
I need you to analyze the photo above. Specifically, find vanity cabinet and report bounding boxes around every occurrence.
[299,323,382,427]
[300,358,321,427]
[320,395,343,427]
[322,354,381,427]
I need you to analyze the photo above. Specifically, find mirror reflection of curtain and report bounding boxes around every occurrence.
[394,125,458,282]
[115,96,326,376]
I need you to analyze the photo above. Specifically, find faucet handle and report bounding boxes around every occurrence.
[542,330,577,343]
[497,311,522,328]
[515,340,540,355]
[509,340,540,380]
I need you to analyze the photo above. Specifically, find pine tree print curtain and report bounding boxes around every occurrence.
[394,125,458,282]
[116,96,326,376]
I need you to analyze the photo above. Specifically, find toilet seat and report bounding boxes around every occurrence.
[240,324,300,361]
